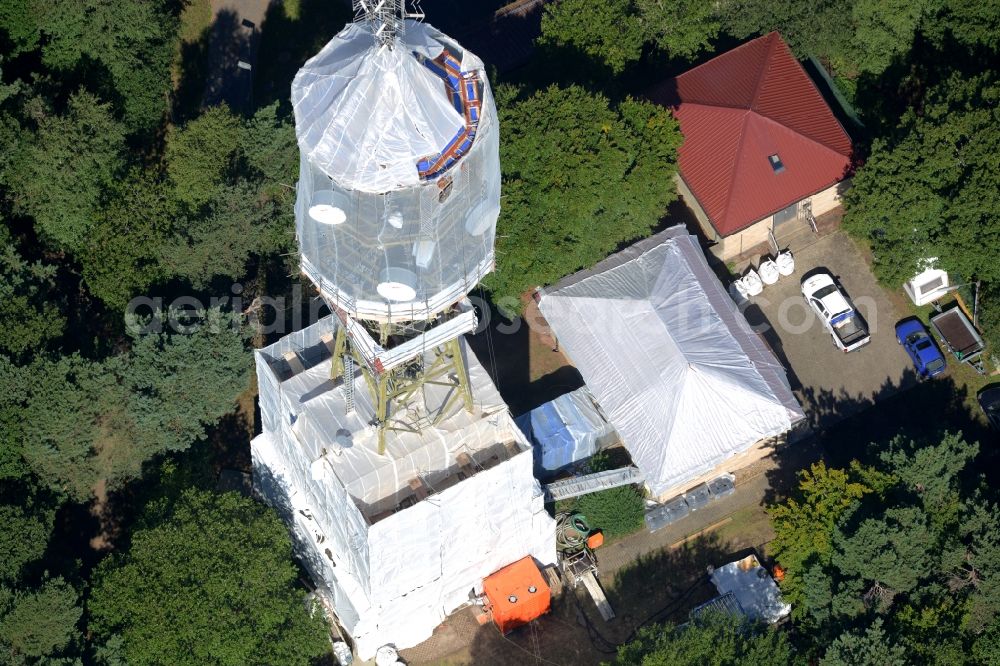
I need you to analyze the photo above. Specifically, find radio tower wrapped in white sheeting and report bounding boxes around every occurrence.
[292,18,501,321]
[251,5,555,660]
[251,317,555,658]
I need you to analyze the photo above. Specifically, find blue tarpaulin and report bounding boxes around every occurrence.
[515,387,615,475]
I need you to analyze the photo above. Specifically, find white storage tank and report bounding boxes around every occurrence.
[292,20,501,322]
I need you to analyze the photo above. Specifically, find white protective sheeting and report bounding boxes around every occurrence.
[266,335,509,515]
[293,21,475,191]
[359,450,555,655]
[515,387,617,474]
[539,226,804,497]
[710,556,791,623]
[292,20,501,321]
[252,315,556,659]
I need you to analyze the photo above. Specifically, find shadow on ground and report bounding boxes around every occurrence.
[466,299,582,416]
[761,373,995,508]
[253,0,353,110]
[174,9,250,121]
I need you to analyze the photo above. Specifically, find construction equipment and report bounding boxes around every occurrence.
[481,556,551,634]
[556,513,614,621]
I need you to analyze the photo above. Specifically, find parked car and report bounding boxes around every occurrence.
[801,272,870,352]
[979,386,1000,431]
[895,319,947,378]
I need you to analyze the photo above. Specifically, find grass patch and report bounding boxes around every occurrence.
[179,0,212,44]
[576,484,645,539]
[712,504,775,551]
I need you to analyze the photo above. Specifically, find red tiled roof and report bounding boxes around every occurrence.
[647,32,853,237]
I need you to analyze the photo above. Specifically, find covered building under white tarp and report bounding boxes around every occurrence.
[251,316,555,658]
[538,226,804,499]
[514,387,617,475]
[709,554,791,623]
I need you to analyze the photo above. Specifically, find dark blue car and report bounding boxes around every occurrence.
[896,319,947,378]
[979,386,1000,431]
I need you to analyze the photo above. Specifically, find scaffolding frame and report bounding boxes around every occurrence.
[353,0,425,49]
[329,306,475,454]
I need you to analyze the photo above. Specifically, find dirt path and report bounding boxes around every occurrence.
[88,479,114,551]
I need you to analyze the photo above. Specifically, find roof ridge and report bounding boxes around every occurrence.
[753,112,852,160]
[675,99,752,112]
[750,38,854,156]
[674,31,772,85]
[716,113,851,231]
[716,108,753,229]
[749,32,777,113]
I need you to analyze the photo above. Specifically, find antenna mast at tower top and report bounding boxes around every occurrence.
[353,0,425,48]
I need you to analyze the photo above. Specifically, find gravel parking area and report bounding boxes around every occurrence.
[737,231,916,427]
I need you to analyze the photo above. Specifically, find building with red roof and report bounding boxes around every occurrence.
[647,32,853,259]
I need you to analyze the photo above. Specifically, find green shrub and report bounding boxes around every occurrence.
[577,483,645,539]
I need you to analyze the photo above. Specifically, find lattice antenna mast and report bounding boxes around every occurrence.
[353,0,425,49]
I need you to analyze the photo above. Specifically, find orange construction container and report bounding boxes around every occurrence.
[482,556,551,634]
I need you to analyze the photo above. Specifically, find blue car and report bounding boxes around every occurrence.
[979,386,1000,431]
[895,319,947,378]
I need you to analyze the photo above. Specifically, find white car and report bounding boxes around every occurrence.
[801,272,870,352]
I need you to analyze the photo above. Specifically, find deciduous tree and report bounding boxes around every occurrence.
[0,227,66,358]
[771,433,1000,659]
[539,0,719,74]
[15,308,250,500]
[89,489,330,666]
[613,611,794,665]
[0,578,82,664]
[766,462,874,614]
[0,1,37,57]
[820,618,907,666]
[718,0,929,76]
[36,0,178,135]
[843,74,1000,287]
[0,502,53,584]
[80,170,174,312]
[166,105,242,210]
[488,85,681,309]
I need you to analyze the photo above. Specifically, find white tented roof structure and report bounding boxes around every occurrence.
[539,226,804,497]
[292,20,501,321]
[710,555,791,623]
[251,316,555,658]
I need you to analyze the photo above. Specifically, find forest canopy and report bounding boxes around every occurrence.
[1,0,999,662]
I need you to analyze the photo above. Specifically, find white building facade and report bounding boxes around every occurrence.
[251,317,555,657]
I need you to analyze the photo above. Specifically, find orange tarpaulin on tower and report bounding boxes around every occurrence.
[483,556,551,634]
